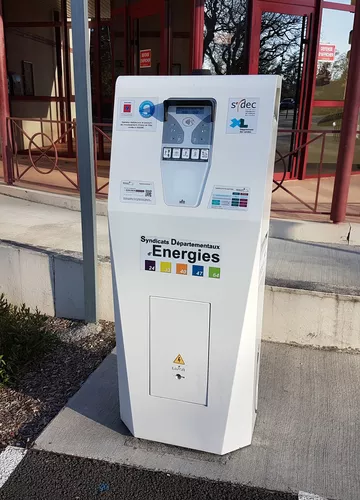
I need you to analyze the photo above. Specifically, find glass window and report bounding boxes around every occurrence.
[113,13,126,80]
[100,26,112,99]
[307,106,343,175]
[132,13,161,75]
[322,0,355,5]
[307,106,360,175]
[112,0,126,7]
[170,0,192,75]
[4,0,60,22]
[314,9,354,101]
[259,12,306,174]
[100,0,111,21]
[5,27,57,98]
[203,0,248,74]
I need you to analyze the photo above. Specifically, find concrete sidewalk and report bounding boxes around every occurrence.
[1,193,360,295]
[34,342,360,500]
[0,193,110,257]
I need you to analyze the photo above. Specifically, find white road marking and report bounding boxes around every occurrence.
[299,492,327,500]
[0,446,27,488]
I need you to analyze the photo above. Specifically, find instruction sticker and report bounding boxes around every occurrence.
[120,180,155,205]
[116,97,158,132]
[226,97,259,134]
[209,185,250,211]
[141,236,221,279]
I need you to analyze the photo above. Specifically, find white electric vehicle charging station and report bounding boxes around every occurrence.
[108,75,281,455]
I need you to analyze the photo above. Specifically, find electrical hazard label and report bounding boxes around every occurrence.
[173,354,185,365]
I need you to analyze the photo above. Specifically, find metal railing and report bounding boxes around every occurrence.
[7,117,79,191]
[273,128,360,217]
[3,117,360,217]
[93,123,112,195]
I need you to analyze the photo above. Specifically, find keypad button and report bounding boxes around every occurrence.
[191,148,200,160]
[181,148,190,159]
[172,148,181,159]
[200,149,209,160]
[163,147,172,159]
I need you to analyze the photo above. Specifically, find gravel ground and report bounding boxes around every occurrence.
[0,319,115,451]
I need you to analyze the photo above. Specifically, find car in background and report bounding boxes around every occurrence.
[280,98,295,110]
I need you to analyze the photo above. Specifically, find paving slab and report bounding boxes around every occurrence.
[35,342,360,500]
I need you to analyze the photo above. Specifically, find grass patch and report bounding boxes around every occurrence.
[0,294,58,386]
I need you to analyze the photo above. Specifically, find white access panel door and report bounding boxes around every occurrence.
[149,297,210,405]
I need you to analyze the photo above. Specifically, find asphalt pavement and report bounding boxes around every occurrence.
[0,449,298,500]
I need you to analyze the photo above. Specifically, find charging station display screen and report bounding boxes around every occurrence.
[176,107,205,115]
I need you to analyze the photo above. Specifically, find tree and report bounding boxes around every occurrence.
[282,52,301,99]
[204,0,247,75]
[204,0,303,82]
[316,61,332,87]
[315,52,349,101]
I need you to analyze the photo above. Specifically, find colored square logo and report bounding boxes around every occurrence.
[145,260,156,272]
[209,267,221,279]
[120,100,134,116]
[160,261,172,273]
[176,263,188,275]
[192,265,204,277]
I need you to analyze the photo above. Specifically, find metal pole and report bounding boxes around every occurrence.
[71,0,98,323]
[330,2,360,223]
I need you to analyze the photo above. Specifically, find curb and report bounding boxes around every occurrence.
[1,184,360,245]
[269,218,360,245]
[1,238,360,350]
[0,184,108,216]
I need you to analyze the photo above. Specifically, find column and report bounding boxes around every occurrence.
[0,0,12,184]
[192,0,204,70]
[330,1,360,223]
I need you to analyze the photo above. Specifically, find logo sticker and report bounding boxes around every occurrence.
[122,101,133,114]
[139,100,155,118]
[140,236,221,279]
[226,97,259,134]
[117,97,158,132]
[230,118,248,129]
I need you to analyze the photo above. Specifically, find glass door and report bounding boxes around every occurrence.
[129,0,167,76]
[249,2,315,180]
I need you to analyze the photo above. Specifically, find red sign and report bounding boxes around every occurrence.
[140,49,152,69]
[318,44,336,62]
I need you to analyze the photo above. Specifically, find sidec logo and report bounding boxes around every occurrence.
[231,98,257,112]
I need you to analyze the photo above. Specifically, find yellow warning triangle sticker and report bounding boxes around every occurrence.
[173,354,185,365]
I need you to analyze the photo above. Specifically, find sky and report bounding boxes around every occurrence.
[320,8,354,55]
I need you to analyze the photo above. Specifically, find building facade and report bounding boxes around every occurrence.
[0,0,359,198]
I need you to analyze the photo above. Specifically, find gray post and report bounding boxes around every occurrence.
[70,0,98,322]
